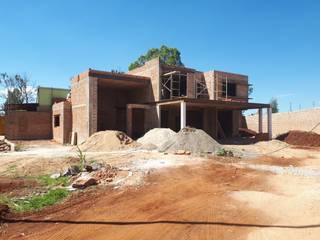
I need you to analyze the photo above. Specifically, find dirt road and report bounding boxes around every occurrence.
[2,140,320,239]
[2,162,270,240]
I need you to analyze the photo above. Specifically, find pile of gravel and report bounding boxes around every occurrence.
[80,130,139,152]
[137,128,176,148]
[158,127,221,154]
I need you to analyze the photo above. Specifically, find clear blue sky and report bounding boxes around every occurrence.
[1,0,319,112]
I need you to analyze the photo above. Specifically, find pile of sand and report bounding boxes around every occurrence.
[137,128,176,148]
[158,127,221,154]
[80,130,139,152]
[276,130,320,147]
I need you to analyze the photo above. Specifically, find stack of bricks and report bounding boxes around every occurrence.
[0,140,11,152]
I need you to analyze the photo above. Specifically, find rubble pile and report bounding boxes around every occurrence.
[276,130,320,147]
[80,130,140,152]
[90,164,118,184]
[57,163,119,189]
[0,140,11,152]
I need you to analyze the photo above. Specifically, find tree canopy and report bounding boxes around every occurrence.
[270,97,279,113]
[0,73,36,112]
[128,45,184,71]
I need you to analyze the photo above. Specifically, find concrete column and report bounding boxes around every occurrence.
[156,104,161,127]
[258,108,263,133]
[126,106,133,137]
[180,101,186,129]
[267,107,272,140]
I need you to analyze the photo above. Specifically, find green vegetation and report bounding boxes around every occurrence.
[128,45,184,70]
[76,145,86,171]
[36,175,70,187]
[0,189,69,212]
[5,164,17,175]
[216,148,234,157]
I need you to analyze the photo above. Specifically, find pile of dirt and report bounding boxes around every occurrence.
[276,130,320,147]
[158,127,221,154]
[80,130,139,152]
[137,128,176,148]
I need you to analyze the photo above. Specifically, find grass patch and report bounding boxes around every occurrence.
[0,189,69,212]
[216,148,234,157]
[2,164,18,176]
[36,175,70,187]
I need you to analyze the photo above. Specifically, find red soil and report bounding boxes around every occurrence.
[0,177,38,195]
[276,130,320,147]
[1,162,271,240]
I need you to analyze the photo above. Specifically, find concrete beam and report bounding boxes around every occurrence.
[180,101,186,129]
[127,104,151,109]
[267,107,272,140]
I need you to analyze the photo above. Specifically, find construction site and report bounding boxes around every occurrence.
[1,58,320,239]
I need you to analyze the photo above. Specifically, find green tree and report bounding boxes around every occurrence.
[0,73,36,112]
[128,45,184,70]
[270,97,279,113]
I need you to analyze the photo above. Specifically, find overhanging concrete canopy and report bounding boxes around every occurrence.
[152,98,270,110]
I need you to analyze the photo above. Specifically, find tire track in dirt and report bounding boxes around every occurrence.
[2,162,272,240]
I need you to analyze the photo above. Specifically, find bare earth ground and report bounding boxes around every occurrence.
[1,140,320,239]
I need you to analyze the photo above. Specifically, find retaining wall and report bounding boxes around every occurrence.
[245,108,320,137]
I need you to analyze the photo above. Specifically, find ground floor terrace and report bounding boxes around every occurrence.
[126,98,272,140]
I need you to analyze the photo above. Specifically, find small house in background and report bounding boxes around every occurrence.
[4,86,69,140]
[37,87,70,111]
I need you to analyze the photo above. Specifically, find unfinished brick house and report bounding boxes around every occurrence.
[53,58,272,144]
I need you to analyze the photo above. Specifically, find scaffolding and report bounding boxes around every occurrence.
[214,74,252,101]
[161,71,186,99]
[196,77,209,99]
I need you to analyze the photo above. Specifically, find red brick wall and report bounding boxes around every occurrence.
[5,111,52,140]
[52,101,72,144]
[71,76,90,144]
[127,58,160,102]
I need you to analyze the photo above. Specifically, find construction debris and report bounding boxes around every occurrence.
[80,130,140,152]
[158,127,221,154]
[62,165,81,176]
[276,130,320,147]
[72,172,97,189]
[174,150,191,155]
[90,164,118,185]
[0,138,14,152]
[70,163,118,189]
[137,128,176,148]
